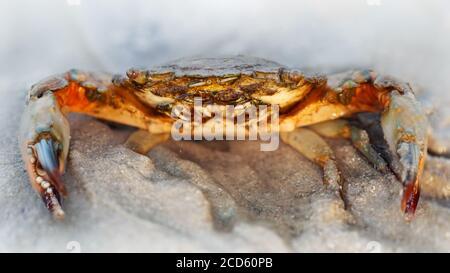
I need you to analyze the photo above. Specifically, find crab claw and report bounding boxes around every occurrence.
[35,138,67,196]
[19,76,70,220]
[380,90,428,220]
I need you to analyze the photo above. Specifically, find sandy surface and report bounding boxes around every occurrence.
[1,0,450,252]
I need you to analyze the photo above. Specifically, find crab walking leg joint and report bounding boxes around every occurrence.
[19,57,429,220]
[309,119,388,172]
[281,128,341,192]
[170,98,280,151]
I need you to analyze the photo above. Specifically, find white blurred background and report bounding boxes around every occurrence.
[1,0,450,90]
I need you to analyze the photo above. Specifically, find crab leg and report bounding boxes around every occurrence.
[330,71,428,219]
[280,128,341,193]
[309,119,388,172]
[124,130,170,155]
[379,91,428,219]
[281,69,428,219]
[19,77,70,219]
[19,70,172,219]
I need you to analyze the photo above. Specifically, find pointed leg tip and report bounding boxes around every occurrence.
[52,208,65,220]
[401,181,420,221]
[403,211,415,222]
[402,198,417,221]
[42,186,66,220]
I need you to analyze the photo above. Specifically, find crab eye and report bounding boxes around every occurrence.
[126,68,149,85]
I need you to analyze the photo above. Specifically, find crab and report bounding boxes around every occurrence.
[20,55,431,220]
